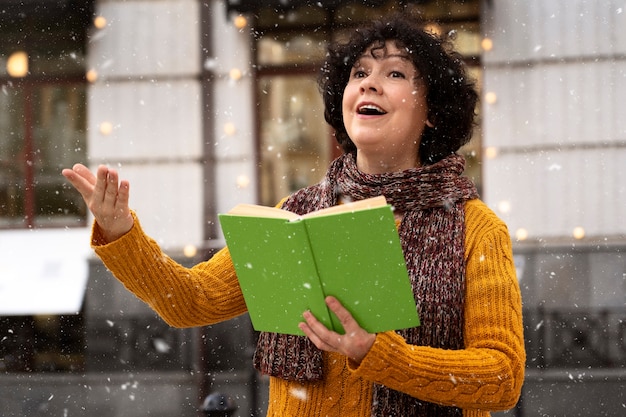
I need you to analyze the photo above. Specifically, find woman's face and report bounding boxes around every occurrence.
[342,41,430,174]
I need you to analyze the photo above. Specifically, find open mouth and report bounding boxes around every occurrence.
[357,104,387,116]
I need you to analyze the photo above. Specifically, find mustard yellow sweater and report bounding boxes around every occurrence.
[92,198,525,417]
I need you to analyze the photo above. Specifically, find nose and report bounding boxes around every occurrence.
[359,74,382,94]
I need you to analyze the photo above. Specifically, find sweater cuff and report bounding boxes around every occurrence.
[347,331,405,376]
[90,211,138,248]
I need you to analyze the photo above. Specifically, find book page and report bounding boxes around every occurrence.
[300,196,388,219]
[226,203,299,220]
[226,196,387,221]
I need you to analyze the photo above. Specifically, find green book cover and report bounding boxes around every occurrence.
[218,196,420,336]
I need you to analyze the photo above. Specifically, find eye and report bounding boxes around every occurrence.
[389,70,406,79]
[352,69,367,79]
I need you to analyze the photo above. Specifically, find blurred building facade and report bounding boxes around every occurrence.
[0,0,624,416]
[482,2,626,415]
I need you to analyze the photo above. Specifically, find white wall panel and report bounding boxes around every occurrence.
[484,0,626,64]
[482,0,530,63]
[210,0,256,241]
[206,0,256,173]
[99,162,204,250]
[212,79,255,160]
[482,67,516,148]
[89,0,200,78]
[613,2,626,53]
[213,160,259,244]
[484,147,626,239]
[209,10,253,75]
[609,59,626,140]
[483,2,626,239]
[86,0,205,250]
[485,59,626,150]
[88,79,202,160]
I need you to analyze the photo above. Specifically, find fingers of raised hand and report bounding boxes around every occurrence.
[62,164,133,242]
[90,166,128,223]
[116,179,130,209]
[102,167,121,204]
[61,164,97,201]
[93,165,111,203]
[93,166,123,208]
[72,163,96,185]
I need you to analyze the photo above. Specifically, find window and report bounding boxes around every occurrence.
[0,0,91,373]
[255,17,333,206]
[0,1,89,229]
[0,314,84,372]
[0,82,87,228]
[258,73,331,206]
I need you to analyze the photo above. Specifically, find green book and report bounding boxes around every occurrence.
[218,196,420,336]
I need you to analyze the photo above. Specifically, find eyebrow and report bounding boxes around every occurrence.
[353,53,412,67]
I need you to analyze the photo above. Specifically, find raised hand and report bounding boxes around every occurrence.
[299,296,376,365]
[62,164,133,243]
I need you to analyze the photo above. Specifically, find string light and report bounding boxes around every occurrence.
[223,122,236,136]
[85,69,98,83]
[229,68,242,81]
[7,51,28,77]
[573,227,585,240]
[233,15,247,29]
[485,91,497,104]
[481,37,493,51]
[515,228,528,241]
[183,244,198,258]
[424,23,442,36]
[99,121,113,135]
[93,16,107,29]
[484,146,498,159]
[497,200,511,214]
[236,175,250,188]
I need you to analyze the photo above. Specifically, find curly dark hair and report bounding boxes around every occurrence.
[319,13,478,165]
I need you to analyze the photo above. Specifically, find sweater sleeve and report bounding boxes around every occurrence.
[91,212,248,328]
[349,200,525,412]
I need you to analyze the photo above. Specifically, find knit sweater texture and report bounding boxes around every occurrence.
[92,198,525,417]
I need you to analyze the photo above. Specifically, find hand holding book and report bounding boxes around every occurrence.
[299,295,377,364]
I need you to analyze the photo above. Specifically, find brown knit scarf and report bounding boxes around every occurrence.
[253,152,478,417]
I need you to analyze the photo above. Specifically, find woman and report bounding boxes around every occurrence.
[63,14,525,417]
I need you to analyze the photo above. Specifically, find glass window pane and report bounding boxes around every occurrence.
[0,84,26,227]
[29,49,87,77]
[258,75,330,206]
[0,314,84,372]
[419,21,481,57]
[409,0,480,21]
[0,83,87,228]
[334,2,400,23]
[32,85,87,226]
[449,22,482,57]
[256,4,328,28]
[257,33,328,66]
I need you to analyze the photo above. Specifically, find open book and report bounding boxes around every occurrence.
[218,196,420,336]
